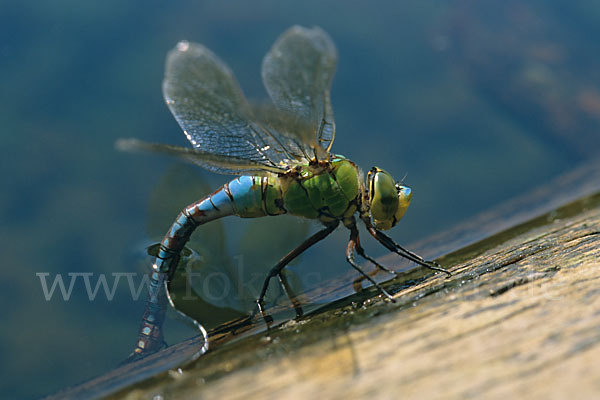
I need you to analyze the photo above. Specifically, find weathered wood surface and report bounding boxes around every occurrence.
[114,194,600,400]
[44,161,600,400]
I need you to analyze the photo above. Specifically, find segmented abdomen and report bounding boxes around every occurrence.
[134,175,284,355]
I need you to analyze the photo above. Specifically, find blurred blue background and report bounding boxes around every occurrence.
[1,1,599,398]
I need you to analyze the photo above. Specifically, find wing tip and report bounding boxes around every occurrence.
[115,138,145,153]
[176,40,190,52]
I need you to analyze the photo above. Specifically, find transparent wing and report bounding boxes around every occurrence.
[163,41,307,173]
[116,139,284,175]
[248,102,319,159]
[262,26,338,157]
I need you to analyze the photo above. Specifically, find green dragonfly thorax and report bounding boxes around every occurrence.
[277,157,360,223]
[366,167,412,231]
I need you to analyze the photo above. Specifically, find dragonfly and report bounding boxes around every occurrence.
[119,25,449,358]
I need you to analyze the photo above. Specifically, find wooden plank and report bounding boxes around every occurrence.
[109,194,600,400]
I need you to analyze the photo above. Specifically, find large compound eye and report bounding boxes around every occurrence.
[369,168,399,230]
[394,184,412,223]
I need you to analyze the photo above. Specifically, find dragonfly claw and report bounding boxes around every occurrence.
[255,300,274,325]
[426,260,452,277]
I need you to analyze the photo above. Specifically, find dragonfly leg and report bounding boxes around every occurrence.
[352,228,397,275]
[347,225,399,293]
[256,222,339,323]
[367,227,451,276]
[346,225,396,302]
[278,271,304,317]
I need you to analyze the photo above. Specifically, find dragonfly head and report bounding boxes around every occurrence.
[366,167,412,230]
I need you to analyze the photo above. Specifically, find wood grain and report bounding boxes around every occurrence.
[113,195,600,400]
